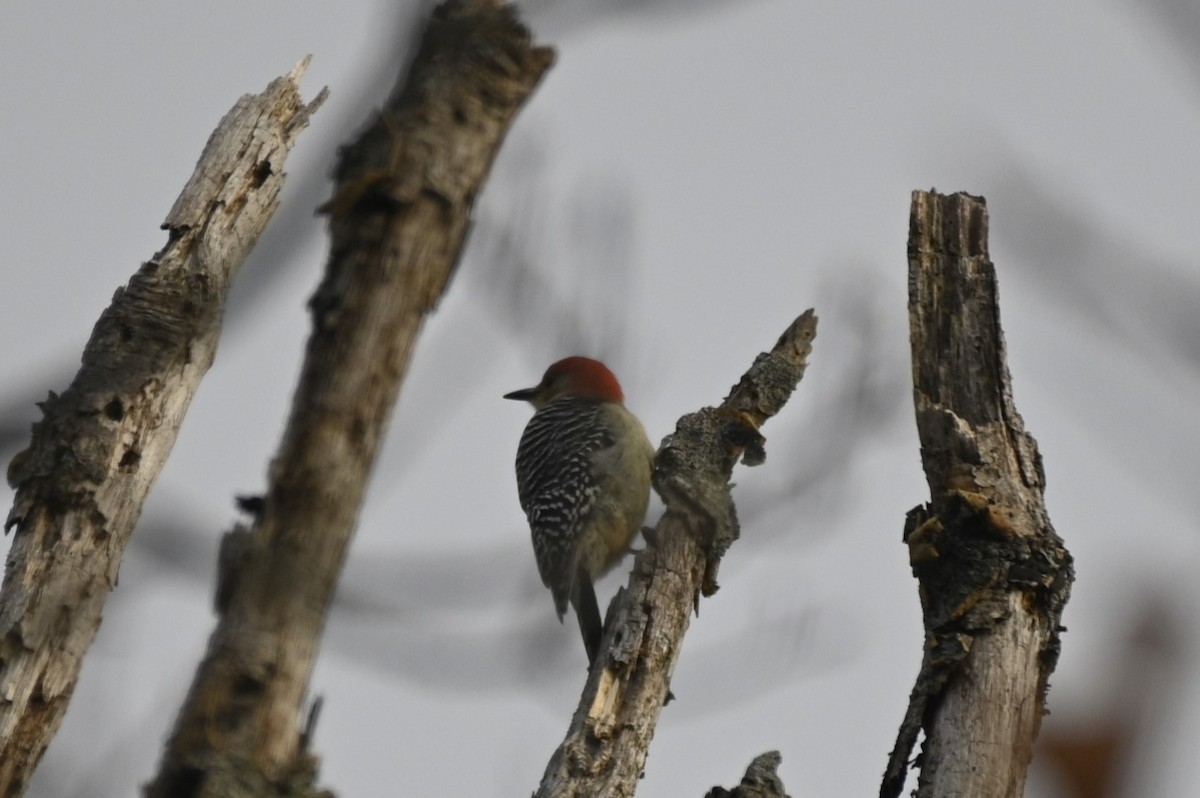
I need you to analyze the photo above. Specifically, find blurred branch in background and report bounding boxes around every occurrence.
[993,166,1200,382]
[521,0,754,38]
[469,132,639,365]
[1139,0,1200,98]
[1034,594,1187,798]
[736,272,908,537]
[145,3,553,795]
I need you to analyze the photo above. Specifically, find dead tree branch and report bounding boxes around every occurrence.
[535,311,817,798]
[0,61,324,795]
[880,190,1074,798]
[704,751,791,798]
[144,3,552,797]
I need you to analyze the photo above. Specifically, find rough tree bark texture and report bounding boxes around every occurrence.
[880,190,1074,798]
[535,311,816,798]
[704,752,791,798]
[144,4,552,797]
[0,61,325,797]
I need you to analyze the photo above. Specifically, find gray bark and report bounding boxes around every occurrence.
[144,3,553,796]
[705,752,791,798]
[535,312,817,798]
[880,190,1074,798]
[0,60,325,796]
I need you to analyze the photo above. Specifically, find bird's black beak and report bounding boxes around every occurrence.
[503,386,539,402]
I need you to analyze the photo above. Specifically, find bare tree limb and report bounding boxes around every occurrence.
[0,61,325,796]
[535,311,817,798]
[704,751,791,798]
[879,190,1074,798]
[144,3,553,797]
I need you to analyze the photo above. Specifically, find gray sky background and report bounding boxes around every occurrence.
[1,1,1197,796]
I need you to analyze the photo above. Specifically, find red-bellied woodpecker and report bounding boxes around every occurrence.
[504,356,655,665]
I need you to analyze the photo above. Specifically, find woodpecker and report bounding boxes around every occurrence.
[505,356,655,665]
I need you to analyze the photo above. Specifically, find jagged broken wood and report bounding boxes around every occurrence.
[879,190,1073,798]
[0,60,325,796]
[144,3,553,797]
[704,751,791,798]
[535,311,817,798]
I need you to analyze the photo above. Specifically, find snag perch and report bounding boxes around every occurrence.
[535,310,816,798]
[881,190,1073,798]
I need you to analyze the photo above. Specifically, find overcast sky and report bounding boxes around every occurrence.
[1,1,1197,796]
